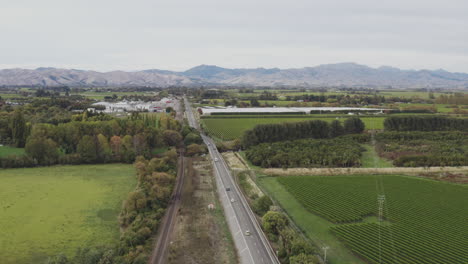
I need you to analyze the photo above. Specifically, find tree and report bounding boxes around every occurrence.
[344,117,365,134]
[253,195,273,216]
[329,120,344,137]
[250,99,260,107]
[163,130,182,146]
[186,143,206,156]
[110,136,122,160]
[262,211,288,237]
[97,134,111,162]
[289,253,320,264]
[133,133,149,157]
[121,135,135,163]
[183,132,202,145]
[77,135,98,163]
[25,136,59,165]
[10,110,27,147]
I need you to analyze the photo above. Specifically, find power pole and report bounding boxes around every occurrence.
[321,245,330,263]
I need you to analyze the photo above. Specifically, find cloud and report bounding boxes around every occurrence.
[0,0,467,72]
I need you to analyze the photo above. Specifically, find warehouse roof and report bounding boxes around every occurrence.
[199,107,386,115]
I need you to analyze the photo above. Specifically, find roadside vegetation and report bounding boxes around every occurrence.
[235,171,321,264]
[168,157,238,264]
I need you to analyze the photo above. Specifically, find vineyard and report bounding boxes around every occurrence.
[201,116,384,140]
[277,175,467,264]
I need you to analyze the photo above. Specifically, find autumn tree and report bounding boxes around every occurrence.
[110,136,122,160]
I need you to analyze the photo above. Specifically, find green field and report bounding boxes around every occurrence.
[202,116,385,140]
[361,145,394,168]
[0,146,25,157]
[0,164,136,264]
[273,175,468,264]
[226,90,459,100]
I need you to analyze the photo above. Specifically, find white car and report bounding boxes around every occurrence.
[245,230,251,236]
[214,158,219,162]
[230,198,235,203]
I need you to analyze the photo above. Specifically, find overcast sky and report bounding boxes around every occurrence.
[1,0,467,72]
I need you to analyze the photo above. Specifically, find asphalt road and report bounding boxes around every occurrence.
[184,97,280,264]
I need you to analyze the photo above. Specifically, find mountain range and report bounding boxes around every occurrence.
[1,63,468,89]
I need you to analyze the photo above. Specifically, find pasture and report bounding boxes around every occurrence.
[0,164,136,264]
[273,175,467,264]
[0,146,25,157]
[201,116,385,140]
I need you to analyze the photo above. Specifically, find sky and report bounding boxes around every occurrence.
[1,0,467,72]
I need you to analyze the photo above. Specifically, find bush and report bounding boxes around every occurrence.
[253,195,273,216]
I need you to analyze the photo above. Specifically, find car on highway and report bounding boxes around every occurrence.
[230,198,235,202]
[226,187,231,191]
[245,230,251,236]
[214,158,219,162]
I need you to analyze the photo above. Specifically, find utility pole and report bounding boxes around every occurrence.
[321,245,330,263]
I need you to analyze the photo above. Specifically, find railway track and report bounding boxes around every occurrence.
[148,155,185,264]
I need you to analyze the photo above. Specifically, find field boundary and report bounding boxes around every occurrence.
[262,166,468,176]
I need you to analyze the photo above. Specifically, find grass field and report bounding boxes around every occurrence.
[361,145,394,168]
[227,90,460,99]
[0,146,25,157]
[0,164,136,264]
[202,116,385,140]
[271,175,468,264]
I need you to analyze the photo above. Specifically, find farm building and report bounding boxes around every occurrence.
[92,98,176,113]
[198,107,386,115]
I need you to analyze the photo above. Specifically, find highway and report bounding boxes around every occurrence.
[184,97,280,264]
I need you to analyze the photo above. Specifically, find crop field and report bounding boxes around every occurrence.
[277,175,468,264]
[226,90,457,99]
[201,116,385,140]
[0,146,25,157]
[0,164,136,264]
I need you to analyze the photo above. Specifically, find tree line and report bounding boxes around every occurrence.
[384,116,468,132]
[375,131,468,167]
[245,135,366,168]
[0,111,184,168]
[242,117,365,148]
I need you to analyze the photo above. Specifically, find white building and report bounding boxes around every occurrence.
[198,106,386,115]
[92,98,176,113]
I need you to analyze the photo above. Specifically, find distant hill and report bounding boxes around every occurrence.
[1,63,468,88]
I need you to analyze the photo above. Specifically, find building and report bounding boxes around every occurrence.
[197,106,386,115]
